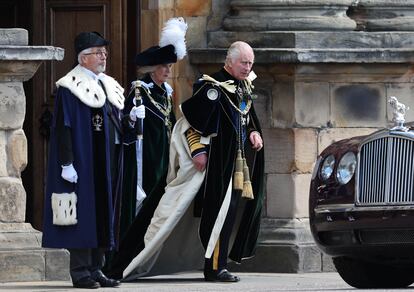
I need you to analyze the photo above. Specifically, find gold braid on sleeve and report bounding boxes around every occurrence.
[185,128,206,156]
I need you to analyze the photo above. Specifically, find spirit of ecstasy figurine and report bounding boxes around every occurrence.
[388,96,409,130]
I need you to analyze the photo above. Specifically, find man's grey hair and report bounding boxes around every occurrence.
[77,47,94,64]
[225,41,254,66]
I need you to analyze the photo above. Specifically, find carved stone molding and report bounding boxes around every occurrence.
[223,0,356,31]
[349,0,414,31]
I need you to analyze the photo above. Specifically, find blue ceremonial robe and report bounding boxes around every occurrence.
[42,87,116,249]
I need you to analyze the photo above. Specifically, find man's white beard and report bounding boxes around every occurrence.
[97,64,106,73]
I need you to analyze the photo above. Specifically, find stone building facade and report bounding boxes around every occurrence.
[149,0,414,272]
[2,0,414,281]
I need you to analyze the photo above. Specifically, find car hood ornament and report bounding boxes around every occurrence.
[388,96,409,131]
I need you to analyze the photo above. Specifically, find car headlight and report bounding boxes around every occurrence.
[336,152,357,185]
[320,155,335,181]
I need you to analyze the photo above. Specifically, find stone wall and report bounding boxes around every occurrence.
[259,63,414,218]
[140,0,231,106]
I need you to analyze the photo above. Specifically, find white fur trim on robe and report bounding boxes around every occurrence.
[56,64,125,109]
[122,116,235,280]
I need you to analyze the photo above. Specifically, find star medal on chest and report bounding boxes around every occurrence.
[92,113,103,131]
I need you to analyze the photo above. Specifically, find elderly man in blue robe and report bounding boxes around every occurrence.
[41,32,145,289]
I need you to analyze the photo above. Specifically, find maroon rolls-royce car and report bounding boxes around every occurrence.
[309,99,414,288]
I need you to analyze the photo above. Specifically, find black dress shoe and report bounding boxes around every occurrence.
[204,269,240,282]
[73,277,100,289]
[95,274,121,287]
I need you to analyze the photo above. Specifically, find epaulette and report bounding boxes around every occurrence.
[199,74,237,93]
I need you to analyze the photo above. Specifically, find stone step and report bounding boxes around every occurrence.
[0,223,70,282]
[228,219,334,273]
[228,243,335,273]
[0,248,70,282]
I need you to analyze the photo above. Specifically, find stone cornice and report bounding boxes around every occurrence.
[189,48,414,64]
[0,46,64,61]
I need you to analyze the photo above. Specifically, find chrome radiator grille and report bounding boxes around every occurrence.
[357,136,414,205]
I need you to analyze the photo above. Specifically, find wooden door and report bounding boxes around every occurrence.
[22,0,140,230]
[0,0,30,28]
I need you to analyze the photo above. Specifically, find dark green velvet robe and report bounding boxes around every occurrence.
[119,74,176,240]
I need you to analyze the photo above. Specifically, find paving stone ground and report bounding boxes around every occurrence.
[0,271,406,292]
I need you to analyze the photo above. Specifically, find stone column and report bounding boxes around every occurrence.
[0,29,67,282]
[189,0,414,273]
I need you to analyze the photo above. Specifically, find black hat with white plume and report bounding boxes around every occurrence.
[135,17,188,66]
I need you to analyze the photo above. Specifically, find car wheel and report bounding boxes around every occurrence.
[333,256,414,288]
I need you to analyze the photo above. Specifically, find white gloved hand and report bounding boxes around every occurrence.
[129,105,146,121]
[61,164,78,183]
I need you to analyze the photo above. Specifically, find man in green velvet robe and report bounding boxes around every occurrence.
[97,20,186,274]
[119,44,177,240]
[118,18,187,240]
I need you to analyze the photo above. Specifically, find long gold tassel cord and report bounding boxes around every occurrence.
[233,149,244,191]
[242,158,254,200]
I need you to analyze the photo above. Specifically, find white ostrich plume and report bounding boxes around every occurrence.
[159,17,188,60]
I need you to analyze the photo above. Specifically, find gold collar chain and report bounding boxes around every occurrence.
[223,82,253,115]
[140,85,172,118]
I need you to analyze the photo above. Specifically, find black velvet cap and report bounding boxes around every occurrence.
[74,32,110,55]
[135,44,177,66]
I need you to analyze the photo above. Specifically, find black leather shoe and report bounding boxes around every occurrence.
[73,277,100,289]
[204,269,240,282]
[95,274,121,287]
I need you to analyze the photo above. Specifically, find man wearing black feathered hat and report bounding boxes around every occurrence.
[42,31,144,289]
[104,17,188,278]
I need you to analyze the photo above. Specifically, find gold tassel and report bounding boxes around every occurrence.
[233,150,244,191]
[242,158,254,200]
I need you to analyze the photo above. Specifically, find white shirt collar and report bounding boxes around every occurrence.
[79,65,104,83]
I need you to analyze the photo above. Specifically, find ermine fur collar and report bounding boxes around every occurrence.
[56,65,125,109]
